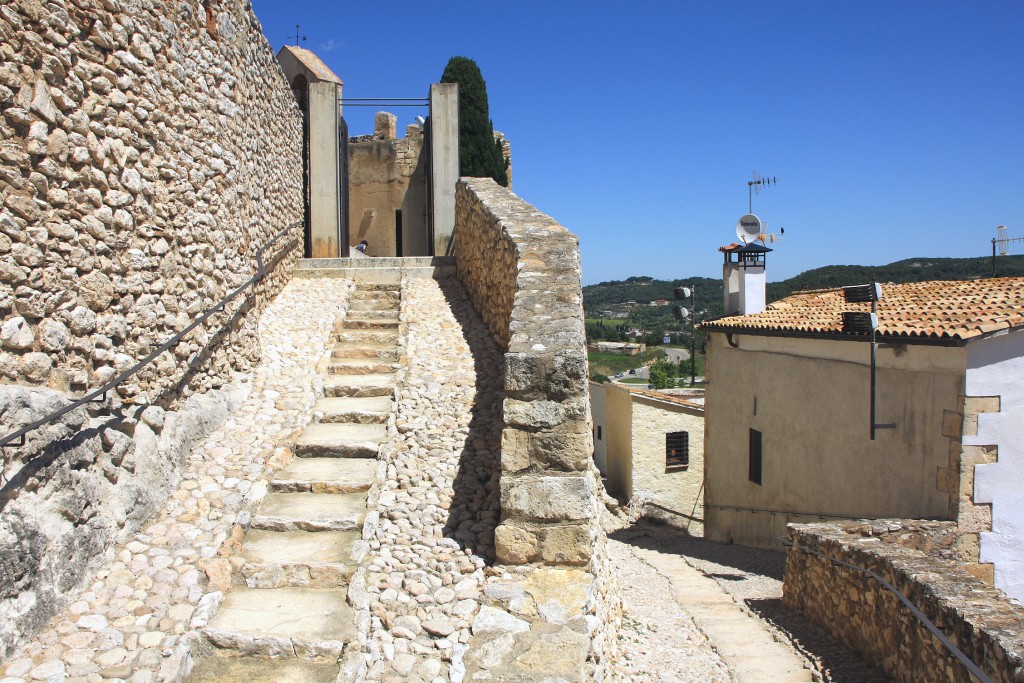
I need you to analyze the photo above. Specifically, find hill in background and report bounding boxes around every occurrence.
[586,255,1024,319]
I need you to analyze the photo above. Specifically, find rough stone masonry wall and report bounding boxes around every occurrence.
[784,520,1024,683]
[0,0,302,399]
[0,0,303,663]
[453,177,594,566]
[453,177,619,679]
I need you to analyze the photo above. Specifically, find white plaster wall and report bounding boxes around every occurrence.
[966,328,1024,602]
[630,396,705,534]
[589,382,608,475]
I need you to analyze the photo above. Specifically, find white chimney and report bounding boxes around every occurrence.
[721,243,770,315]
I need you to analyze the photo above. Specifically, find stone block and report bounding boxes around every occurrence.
[503,397,585,430]
[538,524,592,566]
[500,474,593,522]
[494,523,539,564]
[504,350,587,402]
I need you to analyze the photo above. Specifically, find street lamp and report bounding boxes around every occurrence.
[673,286,697,385]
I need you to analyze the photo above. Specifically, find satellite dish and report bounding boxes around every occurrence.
[736,214,762,243]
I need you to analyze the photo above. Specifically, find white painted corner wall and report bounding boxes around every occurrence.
[966,328,1024,602]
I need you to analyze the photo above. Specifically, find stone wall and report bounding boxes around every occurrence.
[0,0,303,664]
[784,520,1024,683]
[348,119,427,257]
[453,177,594,566]
[453,177,618,679]
[0,0,303,401]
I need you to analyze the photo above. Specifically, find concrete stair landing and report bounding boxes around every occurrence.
[192,281,402,680]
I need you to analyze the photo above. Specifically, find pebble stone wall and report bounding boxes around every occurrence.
[784,520,1024,683]
[453,178,619,679]
[0,0,303,665]
[0,0,303,401]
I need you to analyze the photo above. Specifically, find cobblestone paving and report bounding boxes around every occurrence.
[360,276,504,682]
[0,278,353,683]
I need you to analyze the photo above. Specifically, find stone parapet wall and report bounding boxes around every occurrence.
[454,177,594,566]
[0,0,303,402]
[784,520,1024,683]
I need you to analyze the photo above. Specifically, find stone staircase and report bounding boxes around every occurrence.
[188,283,401,682]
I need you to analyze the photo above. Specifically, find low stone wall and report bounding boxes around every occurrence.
[454,177,593,566]
[784,520,1024,683]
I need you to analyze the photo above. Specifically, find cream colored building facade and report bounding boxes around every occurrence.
[700,277,1024,602]
[590,383,705,534]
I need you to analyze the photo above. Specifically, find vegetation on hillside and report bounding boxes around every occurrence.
[440,56,508,186]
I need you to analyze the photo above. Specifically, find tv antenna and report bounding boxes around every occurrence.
[292,24,307,46]
[991,224,1024,276]
[747,172,776,213]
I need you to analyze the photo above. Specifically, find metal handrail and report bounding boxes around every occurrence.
[0,221,302,449]
[783,536,994,683]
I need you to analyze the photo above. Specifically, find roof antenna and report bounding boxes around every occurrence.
[293,24,307,47]
[747,172,776,214]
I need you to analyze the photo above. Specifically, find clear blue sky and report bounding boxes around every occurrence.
[250,1,1024,285]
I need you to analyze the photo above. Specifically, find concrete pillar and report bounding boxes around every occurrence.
[308,81,342,257]
[429,83,459,256]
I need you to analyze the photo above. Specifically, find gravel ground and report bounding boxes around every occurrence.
[612,522,892,683]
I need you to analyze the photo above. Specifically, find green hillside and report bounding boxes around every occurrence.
[583,254,1024,347]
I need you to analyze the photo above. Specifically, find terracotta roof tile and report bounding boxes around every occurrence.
[700,277,1024,342]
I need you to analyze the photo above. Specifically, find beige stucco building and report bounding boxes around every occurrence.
[590,383,705,534]
[700,277,1024,602]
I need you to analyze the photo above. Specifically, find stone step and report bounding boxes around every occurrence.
[336,329,399,345]
[187,653,339,682]
[353,283,400,293]
[345,308,399,320]
[202,587,356,659]
[294,423,386,458]
[326,358,399,375]
[271,457,378,493]
[251,492,366,532]
[323,374,395,398]
[331,343,398,361]
[348,299,399,312]
[240,529,360,589]
[340,318,399,330]
[315,396,392,423]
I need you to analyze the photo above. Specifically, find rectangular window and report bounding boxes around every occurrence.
[666,431,689,468]
[749,428,762,485]
[596,426,602,441]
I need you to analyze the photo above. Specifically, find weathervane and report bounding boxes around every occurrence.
[293,24,307,46]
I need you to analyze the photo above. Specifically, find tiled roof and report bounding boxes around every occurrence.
[700,277,1024,342]
[279,46,343,85]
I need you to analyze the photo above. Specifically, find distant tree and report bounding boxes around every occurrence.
[590,373,611,384]
[648,361,671,390]
[440,56,508,186]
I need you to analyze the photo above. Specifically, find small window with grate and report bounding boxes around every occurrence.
[596,426,602,440]
[666,431,689,469]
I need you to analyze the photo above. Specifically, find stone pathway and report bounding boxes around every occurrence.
[611,524,893,683]
[0,277,355,683]
[189,281,401,680]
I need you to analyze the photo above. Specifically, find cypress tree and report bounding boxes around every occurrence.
[440,56,509,187]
